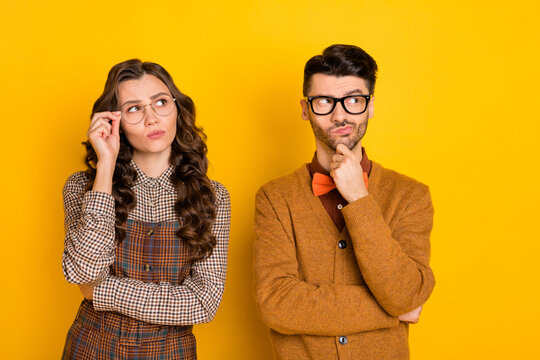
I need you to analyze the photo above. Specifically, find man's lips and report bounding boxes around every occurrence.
[147,130,165,139]
[332,126,353,135]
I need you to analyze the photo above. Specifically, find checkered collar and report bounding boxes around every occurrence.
[130,160,176,194]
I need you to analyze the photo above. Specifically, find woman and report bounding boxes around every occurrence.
[61,59,230,359]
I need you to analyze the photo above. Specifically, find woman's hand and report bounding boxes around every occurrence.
[87,111,121,164]
[87,111,121,194]
[78,284,94,300]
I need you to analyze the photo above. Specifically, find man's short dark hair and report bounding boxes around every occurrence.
[303,44,378,96]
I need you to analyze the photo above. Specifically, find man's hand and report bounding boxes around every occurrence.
[398,305,423,324]
[78,284,95,300]
[329,144,369,203]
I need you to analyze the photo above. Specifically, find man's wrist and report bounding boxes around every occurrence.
[343,189,369,203]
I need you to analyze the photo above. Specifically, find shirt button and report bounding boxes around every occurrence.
[144,264,151,272]
[148,200,154,207]
[147,229,154,236]
[337,204,343,210]
[338,240,347,249]
[339,336,348,345]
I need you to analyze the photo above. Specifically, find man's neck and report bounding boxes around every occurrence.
[315,140,363,171]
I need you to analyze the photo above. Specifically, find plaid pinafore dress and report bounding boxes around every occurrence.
[62,218,196,359]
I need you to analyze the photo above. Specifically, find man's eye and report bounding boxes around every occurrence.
[348,97,359,104]
[318,98,332,105]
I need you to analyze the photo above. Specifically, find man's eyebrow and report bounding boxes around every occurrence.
[311,89,368,98]
[120,92,171,108]
[343,89,367,96]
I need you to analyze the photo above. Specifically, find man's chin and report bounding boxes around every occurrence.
[330,138,359,151]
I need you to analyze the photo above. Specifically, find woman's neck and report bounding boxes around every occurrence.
[132,149,171,178]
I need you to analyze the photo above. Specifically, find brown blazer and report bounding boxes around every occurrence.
[254,161,435,360]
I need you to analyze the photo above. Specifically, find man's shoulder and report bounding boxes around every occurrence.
[372,161,430,198]
[256,165,307,199]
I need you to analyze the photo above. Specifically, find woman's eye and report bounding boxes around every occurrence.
[127,105,141,113]
[155,98,167,107]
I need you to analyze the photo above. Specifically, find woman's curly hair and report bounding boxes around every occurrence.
[82,59,216,261]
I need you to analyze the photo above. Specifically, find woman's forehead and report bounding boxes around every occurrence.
[117,74,170,102]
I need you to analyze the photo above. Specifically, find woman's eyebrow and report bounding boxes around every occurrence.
[150,92,171,99]
[121,92,171,108]
[121,99,141,108]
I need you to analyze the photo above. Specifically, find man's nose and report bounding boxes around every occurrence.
[330,100,348,122]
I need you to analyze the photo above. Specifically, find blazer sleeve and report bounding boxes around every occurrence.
[92,182,230,326]
[254,187,398,336]
[342,185,435,317]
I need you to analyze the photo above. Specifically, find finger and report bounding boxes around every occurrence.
[93,111,121,122]
[90,112,106,125]
[92,122,112,139]
[110,114,121,137]
[90,111,121,125]
[98,123,112,139]
[89,117,114,132]
[87,121,105,135]
[332,154,344,163]
[86,119,111,138]
[329,161,340,170]
[335,143,351,155]
[88,120,112,137]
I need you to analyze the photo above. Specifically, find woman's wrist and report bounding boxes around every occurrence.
[92,161,115,194]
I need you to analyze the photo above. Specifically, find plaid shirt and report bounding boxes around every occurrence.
[62,161,230,326]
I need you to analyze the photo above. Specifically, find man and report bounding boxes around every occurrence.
[254,44,435,360]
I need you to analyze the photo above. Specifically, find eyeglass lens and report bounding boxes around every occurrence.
[121,95,175,124]
[311,96,368,115]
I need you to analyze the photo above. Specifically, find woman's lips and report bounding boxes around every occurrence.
[332,126,353,136]
[147,130,165,139]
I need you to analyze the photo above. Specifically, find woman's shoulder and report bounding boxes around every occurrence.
[63,171,89,196]
[210,180,230,205]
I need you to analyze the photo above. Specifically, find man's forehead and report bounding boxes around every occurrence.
[309,74,369,95]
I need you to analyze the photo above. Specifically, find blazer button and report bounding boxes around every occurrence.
[147,229,154,235]
[338,240,347,249]
[144,264,151,272]
[339,336,348,345]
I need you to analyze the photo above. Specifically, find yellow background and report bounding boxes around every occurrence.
[1,1,539,359]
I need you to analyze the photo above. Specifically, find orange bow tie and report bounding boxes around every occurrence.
[312,172,369,197]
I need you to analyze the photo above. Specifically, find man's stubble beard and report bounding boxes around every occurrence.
[309,116,368,151]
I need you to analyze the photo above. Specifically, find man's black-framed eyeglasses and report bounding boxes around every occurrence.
[306,95,372,115]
